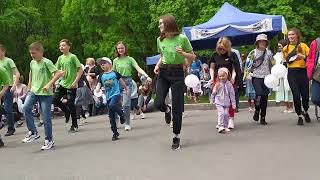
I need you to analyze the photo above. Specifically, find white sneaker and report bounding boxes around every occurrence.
[80,118,86,125]
[228,118,234,129]
[130,114,135,120]
[287,109,294,113]
[218,127,225,133]
[22,131,40,143]
[216,124,219,129]
[170,121,173,128]
[125,125,131,131]
[225,128,231,132]
[249,107,253,112]
[283,110,288,113]
[140,113,145,119]
[41,140,55,150]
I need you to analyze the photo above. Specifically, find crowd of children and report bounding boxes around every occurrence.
[1,14,320,151]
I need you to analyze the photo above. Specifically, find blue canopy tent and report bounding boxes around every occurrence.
[183,2,287,50]
[146,54,160,65]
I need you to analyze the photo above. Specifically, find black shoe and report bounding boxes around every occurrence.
[171,137,180,150]
[303,112,311,123]
[0,138,4,148]
[68,126,79,133]
[253,111,259,121]
[119,115,126,124]
[65,111,70,123]
[297,117,304,126]
[37,121,44,127]
[165,106,172,125]
[5,129,15,136]
[112,134,119,141]
[260,117,267,125]
[16,121,23,128]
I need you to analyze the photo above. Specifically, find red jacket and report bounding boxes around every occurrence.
[306,39,318,80]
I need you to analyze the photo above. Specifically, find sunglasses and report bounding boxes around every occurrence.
[218,47,226,52]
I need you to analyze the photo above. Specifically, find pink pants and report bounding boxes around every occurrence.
[216,105,230,128]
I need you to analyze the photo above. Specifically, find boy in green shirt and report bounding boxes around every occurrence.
[21,42,63,150]
[0,66,11,147]
[0,44,20,136]
[53,39,83,133]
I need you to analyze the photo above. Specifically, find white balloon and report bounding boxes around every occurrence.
[264,74,279,88]
[271,64,287,78]
[185,74,200,88]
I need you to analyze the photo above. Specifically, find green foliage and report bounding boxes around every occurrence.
[1,0,320,81]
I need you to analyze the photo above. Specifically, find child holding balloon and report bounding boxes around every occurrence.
[211,67,236,133]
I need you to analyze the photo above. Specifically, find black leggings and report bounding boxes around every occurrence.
[252,77,269,117]
[53,86,78,127]
[287,68,309,116]
[155,66,184,135]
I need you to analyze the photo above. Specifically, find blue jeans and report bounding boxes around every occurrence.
[312,80,320,106]
[108,95,123,135]
[23,92,53,141]
[4,88,14,131]
[122,77,133,125]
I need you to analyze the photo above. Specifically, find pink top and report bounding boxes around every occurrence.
[13,84,28,103]
[306,39,317,80]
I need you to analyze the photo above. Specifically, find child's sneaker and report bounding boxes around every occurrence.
[228,118,234,129]
[140,113,145,119]
[130,113,135,120]
[124,125,131,131]
[68,126,79,133]
[41,140,54,150]
[287,109,294,113]
[225,128,231,132]
[22,131,40,143]
[37,121,44,127]
[218,127,225,133]
[112,134,119,141]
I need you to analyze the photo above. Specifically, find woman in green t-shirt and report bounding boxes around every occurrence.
[153,14,196,150]
[113,41,151,131]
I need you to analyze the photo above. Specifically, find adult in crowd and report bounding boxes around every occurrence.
[306,36,320,107]
[12,75,28,127]
[84,57,100,90]
[209,37,241,129]
[282,28,310,125]
[246,34,273,125]
[274,39,294,113]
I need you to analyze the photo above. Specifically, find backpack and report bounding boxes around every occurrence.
[312,38,320,82]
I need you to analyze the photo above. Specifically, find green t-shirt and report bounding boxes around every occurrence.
[0,66,10,88]
[30,58,58,95]
[56,53,81,89]
[157,34,193,64]
[0,57,16,85]
[113,56,138,77]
